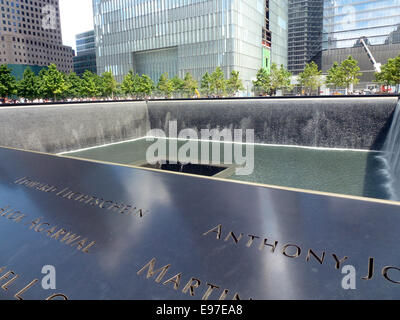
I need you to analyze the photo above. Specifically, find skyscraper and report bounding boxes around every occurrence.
[269,0,289,68]
[93,0,287,89]
[323,0,400,50]
[321,0,400,89]
[73,30,97,76]
[288,0,323,74]
[0,0,74,76]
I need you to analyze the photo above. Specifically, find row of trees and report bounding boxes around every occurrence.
[253,54,400,96]
[0,64,245,101]
[253,63,292,96]
[301,55,399,95]
[121,67,244,98]
[252,57,363,96]
[0,64,120,101]
[1,54,399,101]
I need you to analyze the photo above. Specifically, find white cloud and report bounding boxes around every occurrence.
[59,0,94,52]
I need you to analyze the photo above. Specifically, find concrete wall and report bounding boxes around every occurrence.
[148,97,398,150]
[0,101,150,153]
[0,97,398,153]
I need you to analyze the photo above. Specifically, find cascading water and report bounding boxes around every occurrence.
[380,99,400,200]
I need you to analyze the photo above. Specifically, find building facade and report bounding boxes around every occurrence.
[321,0,400,89]
[269,0,288,68]
[288,0,323,74]
[0,0,74,76]
[323,0,400,50]
[93,0,287,90]
[73,30,97,76]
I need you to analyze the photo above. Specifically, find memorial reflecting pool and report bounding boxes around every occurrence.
[63,138,390,201]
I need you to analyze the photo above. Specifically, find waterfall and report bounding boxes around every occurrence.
[381,99,400,200]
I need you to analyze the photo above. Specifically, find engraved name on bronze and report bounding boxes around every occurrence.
[0,205,95,254]
[137,257,252,300]
[0,265,69,300]
[14,177,149,218]
[203,224,400,285]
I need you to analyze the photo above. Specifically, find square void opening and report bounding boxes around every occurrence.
[142,161,229,177]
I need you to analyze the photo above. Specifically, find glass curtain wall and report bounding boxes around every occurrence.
[323,0,400,49]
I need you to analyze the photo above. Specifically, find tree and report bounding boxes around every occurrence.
[326,56,361,94]
[17,68,38,101]
[298,61,323,95]
[38,64,67,101]
[81,70,102,98]
[183,72,198,97]
[376,55,400,93]
[252,68,271,96]
[121,70,137,97]
[326,61,345,91]
[270,63,292,95]
[64,72,83,99]
[139,74,154,97]
[0,64,17,99]
[101,71,118,99]
[157,72,174,97]
[340,56,362,94]
[170,75,184,94]
[210,66,226,96]
[227,70,244,96]
[200,72,211,96]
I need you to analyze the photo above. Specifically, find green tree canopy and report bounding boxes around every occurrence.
[81,70,102,98]
[325,61,345,89]
[37,64,67,100]
[209,67,226,96]
[170,75,185,92]
[157,72,174,97]
[101,71,118,98]
[227,70,244,96]
[270,63,292,95]
[252,68,271,96]
[139,74,155,97]
[0,64,17,98]
[17,68,38,101]
[183,72,198,97]
[326,56,362,93]
[376,55,400,89]
[298,61,323,95]
[121,70,137,96]
[340,56,362,92]
[64,72,83,99]
[200,72,211,96]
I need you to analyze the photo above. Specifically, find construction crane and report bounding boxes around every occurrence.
[359,37,382,73]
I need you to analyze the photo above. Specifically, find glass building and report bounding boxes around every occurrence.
[288,0,323,74]
[73,30,97,76]
[76,30,96,54]
[269,0,289,68]
[93,0,288,89]
[323,0,400,50]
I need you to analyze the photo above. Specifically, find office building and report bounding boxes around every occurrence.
[0,0,74,77]
[288,0,323,74]
[322,0,400,89]
[93,0,288,90]
[323,0,400,50]
[73,30,97,76]
[269,0,288,68]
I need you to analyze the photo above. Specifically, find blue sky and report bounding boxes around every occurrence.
[59,0,94,51]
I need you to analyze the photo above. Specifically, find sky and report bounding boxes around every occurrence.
[59,0,94,52]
